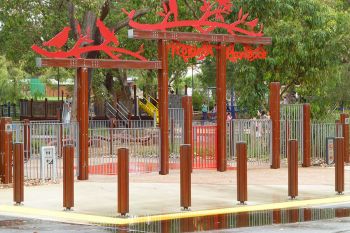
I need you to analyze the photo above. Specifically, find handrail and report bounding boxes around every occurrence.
[105,102,128,122]
[146,94,158,107]
[116,101,130,116]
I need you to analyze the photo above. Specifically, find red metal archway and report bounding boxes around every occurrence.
[125,0,272,173]
[32,0,272,178]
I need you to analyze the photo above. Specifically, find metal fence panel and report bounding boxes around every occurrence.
[169,108,184,167]
[12,121,79,181]
[192,125,217,168]
[88,127,160,174]
[228,119,272,166]
[280,104,304,163]
[311,122,343,162]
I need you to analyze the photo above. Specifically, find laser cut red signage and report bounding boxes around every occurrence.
[167,42,267,62]
[226,44,267,62]
[123,0,264,37]
[32,19,146,61]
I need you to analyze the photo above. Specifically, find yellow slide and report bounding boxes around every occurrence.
[138,95,159,123]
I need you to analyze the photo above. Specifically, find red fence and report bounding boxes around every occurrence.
[192,125,217,169]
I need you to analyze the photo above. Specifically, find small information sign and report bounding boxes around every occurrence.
[326,137,335,165]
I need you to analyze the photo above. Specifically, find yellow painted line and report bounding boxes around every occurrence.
[1,195,350,226]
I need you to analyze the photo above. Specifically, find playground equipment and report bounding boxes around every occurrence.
[138,95,159,123]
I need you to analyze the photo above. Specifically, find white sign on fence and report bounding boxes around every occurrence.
[345,118,349,125]
[5,124,12,133]
[40,146,57,180]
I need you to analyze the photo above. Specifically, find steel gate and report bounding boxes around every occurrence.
[280,104,304,162]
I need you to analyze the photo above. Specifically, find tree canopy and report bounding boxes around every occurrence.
[0,0,349,119]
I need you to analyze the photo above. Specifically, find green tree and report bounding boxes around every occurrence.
[0,56,28,103]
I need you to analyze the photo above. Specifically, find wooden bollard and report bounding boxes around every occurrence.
[118,148,129,216]
[304,208,312,222]
[340,114,349,163]
[0,117,13,184]
[182,96,193,173]
[236,212,249,228]
[180,144,191,210]
[270,82,281,169]
[335,137,344,194]
[302,104,311,167]
[237,142,247,204]
[63,145,74,210]
[288,140,298,199]
[273,209,281,224]
[13,143,24,205]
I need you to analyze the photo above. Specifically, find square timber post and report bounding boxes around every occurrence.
[158,40,169,175]
[77,68,89,180]
[216,43,227,172]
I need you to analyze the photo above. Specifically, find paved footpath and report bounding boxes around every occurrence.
[0,167,349,224]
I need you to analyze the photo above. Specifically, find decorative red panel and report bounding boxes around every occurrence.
[226,44,267,62]
[32,19,147,61]
[167,42,217,62]
[123,0,264,37]
[167,42,267,62]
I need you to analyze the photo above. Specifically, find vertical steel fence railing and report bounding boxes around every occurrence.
[168,108,184,168]
[88,127,160,174]
[12,121,79,181]
[192,125,217,169]
[228,119,272,166]
[280,104,304,163]
[311,122,343,163]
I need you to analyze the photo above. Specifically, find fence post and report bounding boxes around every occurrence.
[44,98,48,119]
[23,119,30,161]
[303,104,311,167]
[7,102,10,117]
[335,137,344,194]
[13,143,24,205]
[288,139,298,199]
[30,99,33,118]
[182,96,193,172]
[340,114,349,163]
[63,145,74,210]
[109,119,116,155]
[180,144,191,210]
[170,119,175,154]
[269,82,280,169]
[118,148,129,216]
[0,117,13,184]
[237,142,247,204]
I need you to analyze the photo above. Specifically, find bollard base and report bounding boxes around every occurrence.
[337,192,344,195]
[289,196,297,200]
[238,201,247,205]
[120,213,128,217]
[14,202,23,206]
[64,207,73,211]
[181,207,191,211]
